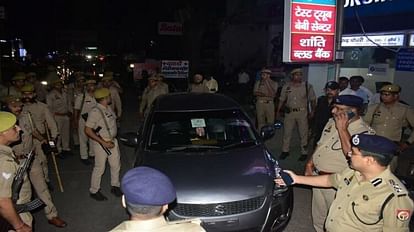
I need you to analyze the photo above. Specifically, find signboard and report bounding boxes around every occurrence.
[158,22,183,36]
[396,48,414,72]
[368,63,388,76]
[283,0,337,63]
[133,62,160,81]
[410,34,414,47]
[161,60,189,79]
[341,34,405,47]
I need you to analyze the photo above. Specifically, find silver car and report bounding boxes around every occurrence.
[121,93,293,232]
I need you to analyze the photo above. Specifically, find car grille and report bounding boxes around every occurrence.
[172,196,266,217]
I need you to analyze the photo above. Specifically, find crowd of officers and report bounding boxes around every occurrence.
[0,69,125,231]
[0,66,414,231]
[253,67,414,231]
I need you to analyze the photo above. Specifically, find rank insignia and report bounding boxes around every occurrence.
[396,209,411,221]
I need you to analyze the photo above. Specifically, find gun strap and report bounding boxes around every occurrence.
[96,107,112,139]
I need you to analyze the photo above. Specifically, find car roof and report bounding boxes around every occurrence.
[152,92,241,112]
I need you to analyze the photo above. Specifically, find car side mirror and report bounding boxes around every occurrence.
[119,132,140,147]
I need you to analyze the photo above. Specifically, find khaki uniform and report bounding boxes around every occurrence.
[189,83,209,93]
[0,145,32,226]
[68,86,84,146]
[85,104,121,194]
[13,111,59,220]
[139,86,167,116]
[279,82,316,153]
[109,86,122,118]
[110,217,206,232]
[33,81,48,103]
[325,168,413,232]
[364,102,414,171]
[253,78,278,130]
[46,89,72,153]
[311,118,375,232]
[24,101,59,183]
[74,93,97,159]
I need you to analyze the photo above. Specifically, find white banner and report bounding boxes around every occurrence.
[161,60,189,79]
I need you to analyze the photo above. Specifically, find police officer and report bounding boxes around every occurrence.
[25,72,48,103]
[364,84,414,172]
[21,84,58,187]
[139,75,167,119]
[68,74,85,147]
[189,74,209,93]
[276,68,316,161]
[74,79,97,165]
[110,166,206,232]
[0,72,26,100]
[85,88,121,201]
[277,134,414,232]
[101,74,122,120]
[0,111,32,231]
[5,96,67,228]
[46,78,72,157]
[253,68,278,131]
[305,95,375,232]
[155,74,169,94]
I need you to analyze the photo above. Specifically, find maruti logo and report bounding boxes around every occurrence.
[344,0,389,8]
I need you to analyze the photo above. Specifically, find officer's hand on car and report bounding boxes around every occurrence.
[274,170,296,187]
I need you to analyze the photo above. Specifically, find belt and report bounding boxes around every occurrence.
[314,168,333,175]
[54,112,69,116]
[290,107,306,112]
[258,100,273,104]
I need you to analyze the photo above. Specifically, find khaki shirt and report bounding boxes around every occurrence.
[109,86,122,118]
[12,111,34,156]
[364,102,414,143]
[110,217,206,232]
[253,78,278,101]
[46,89,71,114]
[326,168,413,232]
[139,86,167,114]
[189,83,209,93]
[279,82,316,109]
[313,118,375,173]
[24,101,59,138]
[0,145,31,205]
[85,104,117,140]
[74,92,97,115]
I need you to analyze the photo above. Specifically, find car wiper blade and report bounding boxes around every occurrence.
[221,140,257,150]
[166,145,220,152]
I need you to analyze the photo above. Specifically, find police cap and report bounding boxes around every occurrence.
[121,166,176,206]
[12,72,26,81]
[261,69,272,74]
[21,84,35,93]
[3,95,22,107]
[351,134,397,159]
[84,79,97,85]
[0,111,17,133]
[290,68,303,75]
[325,81,339,90]
[334,95,363,108]
[94,88,110,99]
[380,84,400,93]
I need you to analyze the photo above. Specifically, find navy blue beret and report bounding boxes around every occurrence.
[334,95,363,108]
[121,166,176,206]
[351,134,397,158]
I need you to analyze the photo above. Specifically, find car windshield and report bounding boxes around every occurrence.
[147,109,258,151]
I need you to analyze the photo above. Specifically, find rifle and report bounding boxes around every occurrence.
[11,150,44,213]
[94,126,112,156]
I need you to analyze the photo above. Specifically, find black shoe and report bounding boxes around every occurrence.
[298,155,308,161]
[46,181,54,192]
[90,190,108,201]
[279,152,289,160]
[111,186,122,197]
[81,159,92,165]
